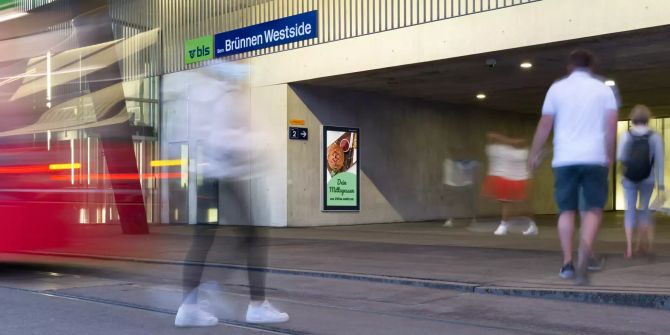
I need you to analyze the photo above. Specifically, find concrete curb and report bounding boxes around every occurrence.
[476,286,670,310]
[16,250,670,310]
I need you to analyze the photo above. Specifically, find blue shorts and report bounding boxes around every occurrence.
[553,165,609,213]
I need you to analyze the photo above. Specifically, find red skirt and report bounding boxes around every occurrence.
[482,176,529,202]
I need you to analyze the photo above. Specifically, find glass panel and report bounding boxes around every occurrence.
[196,141,219,224]
[167,142,189,223]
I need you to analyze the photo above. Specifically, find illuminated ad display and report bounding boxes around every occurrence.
[322,126,360,211]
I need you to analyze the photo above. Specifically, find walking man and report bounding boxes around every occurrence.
[529,49,618,285]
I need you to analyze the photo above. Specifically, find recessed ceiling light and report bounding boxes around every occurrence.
[520,62,533,69]
[476,93,487,100]
[605,80,616,87]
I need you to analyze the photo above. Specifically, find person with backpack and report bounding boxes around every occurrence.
[618,105,665,259]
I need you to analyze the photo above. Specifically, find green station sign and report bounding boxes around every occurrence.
[0,0,17,11]
[184,35,214,65]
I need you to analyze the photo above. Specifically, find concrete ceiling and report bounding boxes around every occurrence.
[298,25,670,119]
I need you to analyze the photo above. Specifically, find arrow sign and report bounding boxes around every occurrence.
[289,127,308,140]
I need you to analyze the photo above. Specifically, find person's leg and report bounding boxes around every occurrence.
[637,182,655,255]
[244,225,267,302]
[575,165,610,284]
[494,201,511,235]
[502,202,512,221]
[645,224,656,257]
[226,179,289,324]
[220,180,267,302]
[176,224,218,327]
[553,166,580,267]
[469,183,478,223]
[623,180,638,258]
[521,182,538,235]
[443,185,454,227]
[492,177,511,235]
[578,208,602,282]
[558,211,576,264]
[579,187,606,268]
[182,225,216,302]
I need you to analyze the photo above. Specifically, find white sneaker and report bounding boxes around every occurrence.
[494,222,509,236]
[175,304,219,327]
[443,219,454,228]
[523,222,539,236]
[245,301,290,324]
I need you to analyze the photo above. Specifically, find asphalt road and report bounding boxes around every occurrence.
[0,253,668,335]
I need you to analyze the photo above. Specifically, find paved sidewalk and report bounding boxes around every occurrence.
[15,213,670,309]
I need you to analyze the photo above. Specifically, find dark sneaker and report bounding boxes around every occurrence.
[587,255,607,272]
[559,262,575,279]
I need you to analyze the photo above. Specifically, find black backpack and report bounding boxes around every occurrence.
[624,131,654,182]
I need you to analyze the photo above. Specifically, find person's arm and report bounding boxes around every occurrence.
[616,132,627,163]
[654,133,665,190]
[529,115,554,170]
[530,84,557,171]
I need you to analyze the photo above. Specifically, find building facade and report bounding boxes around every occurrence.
[3,0,670,228]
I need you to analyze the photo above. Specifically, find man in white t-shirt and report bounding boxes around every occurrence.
[529,49,618,285]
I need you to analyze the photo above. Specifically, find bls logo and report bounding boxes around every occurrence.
[189,45,211,59]
[185,36,214,64]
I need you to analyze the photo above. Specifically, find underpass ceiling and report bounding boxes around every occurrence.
[299,25,670,119]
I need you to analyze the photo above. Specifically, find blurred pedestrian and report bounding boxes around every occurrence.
[164,63,289,327]
[618,105,664,259]
[443,145,479,227]
[529,49,618,285]
[482,132,538,236]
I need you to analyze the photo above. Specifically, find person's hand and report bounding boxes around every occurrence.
[528,153,541,172]
[529,148,547,172]
[651,189,666,210]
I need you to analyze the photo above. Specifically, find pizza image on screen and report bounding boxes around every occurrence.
[326,131,357,176]
[323,126,359,211]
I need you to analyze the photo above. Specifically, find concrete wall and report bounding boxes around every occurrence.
[249,83,288,227]
[251,0,670,87]
[287,84,557,227]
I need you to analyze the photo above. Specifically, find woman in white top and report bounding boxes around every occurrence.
[482,132,538,236]
[618,105,664,259]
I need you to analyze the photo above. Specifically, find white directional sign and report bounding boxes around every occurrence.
[289,127,308,140]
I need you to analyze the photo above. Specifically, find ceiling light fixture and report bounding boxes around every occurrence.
[605,80,616,87]
[476,93,487,100]
[520,62,533,69]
